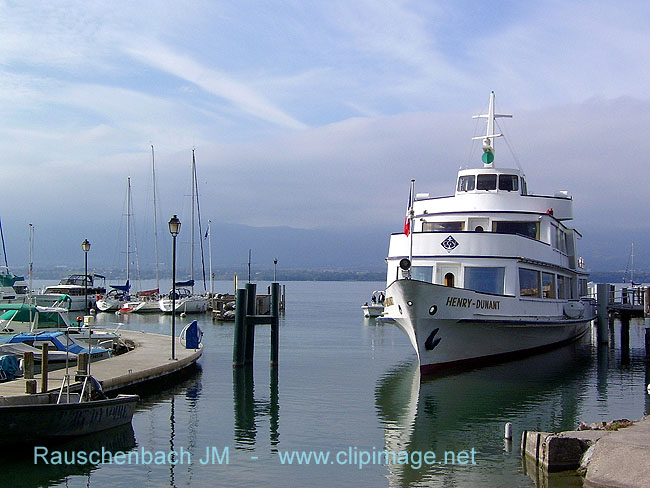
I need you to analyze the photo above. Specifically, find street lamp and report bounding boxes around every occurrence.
[273,258,278,282]
[81,239,91,316]
[168,215,181,360]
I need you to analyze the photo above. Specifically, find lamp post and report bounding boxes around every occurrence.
[81,239,91,316]
[168,215,181,360]
[273,258,278,282]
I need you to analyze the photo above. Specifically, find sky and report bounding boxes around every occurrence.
[1,0,650,273]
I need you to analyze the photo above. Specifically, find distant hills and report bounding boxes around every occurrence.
[3,218,647,282]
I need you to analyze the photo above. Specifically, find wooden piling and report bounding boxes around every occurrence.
[644,287,650,318]
[233,288,247,367]
[244,283,257,364]
[621,312,630,365]
[270,282,280,367]
[40,343,48,393]
[23,351,34,379]
[645,328,650,359]
[25,379,37,394]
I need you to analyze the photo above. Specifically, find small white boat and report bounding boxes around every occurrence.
[0,331,111,364]
[0,303,121,348]
[120,289,161,313]
[159,283,208,314]
[362,290,386,318]
[34,274,106,311]
[0,266,28,304]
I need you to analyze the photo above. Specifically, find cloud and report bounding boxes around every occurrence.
[123,41,308,130]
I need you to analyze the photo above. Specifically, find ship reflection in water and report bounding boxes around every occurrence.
[375,331,598,487]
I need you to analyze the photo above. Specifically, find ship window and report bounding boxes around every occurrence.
[477,174,497,190]
[422,221,464,232]
[411,266,433,283]
[464,267,505,295]
[498,174,519,191]
[457,175,475,192]
[494,221,538,239]
[521,177,528,195]
[519,268,540,297]
[557,275,568,299]
[542,272,555,298]
[578,279,588,298]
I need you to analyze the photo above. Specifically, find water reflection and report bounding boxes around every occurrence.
[375,340,593,487]
[0,423,136,487]
[232,367,280,451]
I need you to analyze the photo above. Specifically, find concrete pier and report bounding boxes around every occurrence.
[522,417,650,487]
[0,330,202,405]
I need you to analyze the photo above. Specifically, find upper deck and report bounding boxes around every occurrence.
[413,167,573,221]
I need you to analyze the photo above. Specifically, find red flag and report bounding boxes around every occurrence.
[403,183,413,236]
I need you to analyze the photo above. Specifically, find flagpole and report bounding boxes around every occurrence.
[408,178,415,278]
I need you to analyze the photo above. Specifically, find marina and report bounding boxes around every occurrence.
[0,280,647,487]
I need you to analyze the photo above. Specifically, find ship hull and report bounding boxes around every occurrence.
[385,279,594,374]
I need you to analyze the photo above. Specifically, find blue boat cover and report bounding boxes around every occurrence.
[0,355,19,380]
[175,279,195,287]
[110,280,130,292]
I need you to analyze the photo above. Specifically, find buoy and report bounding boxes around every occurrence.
[180,312,187,318]
[504,422,513,440]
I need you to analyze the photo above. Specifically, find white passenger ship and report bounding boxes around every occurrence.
[384,92,596,374]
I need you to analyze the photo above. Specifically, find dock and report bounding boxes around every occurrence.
[522,416,650,487]
[0,330,202,405]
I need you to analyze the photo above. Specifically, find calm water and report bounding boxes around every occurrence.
[3,280,649,487]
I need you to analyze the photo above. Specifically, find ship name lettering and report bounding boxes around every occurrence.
[475,299,500,310]
[446,297,473,308]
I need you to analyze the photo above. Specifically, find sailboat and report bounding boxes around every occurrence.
[96,178,134,312]
[122,146,162,313]
[0,218,28,304]
[159,149,209,314]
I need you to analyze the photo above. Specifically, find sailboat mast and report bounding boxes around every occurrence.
[0,217,8,268]
[151,145,160,293]
[28,223,34,297]
[208,219,213,296]
[191,149,196,293]
[126,177,131,289]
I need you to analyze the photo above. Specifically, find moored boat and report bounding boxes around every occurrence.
[159,281,208,314]
[383,92,596,374]
[0,330,111,364]
[0,393,139,443]
[34,274,106,311]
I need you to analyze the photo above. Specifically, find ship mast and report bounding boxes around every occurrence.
[472,91,512,167]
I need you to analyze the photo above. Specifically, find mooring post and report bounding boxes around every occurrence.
[244,283,257,364]
[270,282,280,367]
[24,351,34,379]
[644,287,650,318]
[40,343,49,393]
[596,283,610,344]
[621,312,631,365]
[645,328,650,359]
[24,350,36,394]
[233,288,248,367]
